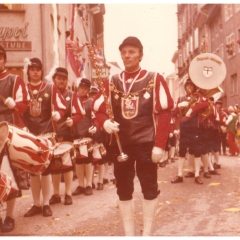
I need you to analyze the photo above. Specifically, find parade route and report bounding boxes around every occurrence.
[1,155,240,236]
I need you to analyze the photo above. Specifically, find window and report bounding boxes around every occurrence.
[178,22,182,39]
[0,4,23,10]
[224,4,233,21]
[237,29,240,53]
[230,73,238,95]
[226,33,235,57]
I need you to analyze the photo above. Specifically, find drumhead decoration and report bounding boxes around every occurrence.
[0,121,9,153]
[188,53,227,90]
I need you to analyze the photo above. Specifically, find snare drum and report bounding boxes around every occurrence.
[92,143,107,162]
[73,138,92,158]
[51,142,74,173]
[0,171,12,202]
[38,132,58,146]
[1,122,53,175]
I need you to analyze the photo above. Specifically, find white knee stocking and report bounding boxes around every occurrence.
[30,175,41,206]
[64,171,73,196]
[41,174,52,206]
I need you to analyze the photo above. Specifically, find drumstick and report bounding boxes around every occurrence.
[0,93,19,111]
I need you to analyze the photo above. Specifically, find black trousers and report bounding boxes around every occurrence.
[112,142,159,201]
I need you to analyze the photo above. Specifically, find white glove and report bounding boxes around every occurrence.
[178,101,189,108]
[173,130,179,135]
[4,97,16,109]
[225,115,233,125]
[103,119,120,134]
[65,117,73,127]
[88,126,97,134]
[52,111,61,122]
[151,146,164,163]
[185,108,193,117]
[169,133,173,138]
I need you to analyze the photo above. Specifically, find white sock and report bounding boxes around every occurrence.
[103,163,109,179]
[177,157,185,176]
[194,157,201,177]
[207,155,214,171]
[201,154,209,172]
[213,151,220,165]
[85,163,93,187]
[75,164,85,187]
[41,174,52,206]
[6,198,16,219]
[98,164,105,184]
[64,171,73,196]
[51,174,61,195]
[30,175,41,207]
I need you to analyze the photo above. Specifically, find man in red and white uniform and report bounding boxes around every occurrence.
[0,45,30,233]
[92,36,174,236]
[22,58,67,218]
[49,67,85,206]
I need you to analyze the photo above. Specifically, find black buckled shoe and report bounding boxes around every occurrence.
[203,172,211,178]
[24,205,42,217]
[72,186,85,196]
[1,217,15,233]
[97,183,103,190]
[213,163,221,169]
[159,161,166,168]
[42,205,52,217]
[171,176,183,183]
[85,186,92,196]
[64,195,73,205]
[185,172,195,178]
[49,194,61,205]
[195,176,203,184]
[209,170,220,175]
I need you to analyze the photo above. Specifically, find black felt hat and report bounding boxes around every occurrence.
[0,45,6,59]
[119,36,143,52]
[54,67,68,78]
[29,58,43,68]
[79,78,91,88]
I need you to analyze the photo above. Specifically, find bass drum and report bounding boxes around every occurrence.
[0,122,53,175]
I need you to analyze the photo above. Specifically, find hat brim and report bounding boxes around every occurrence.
[55,72,68,78]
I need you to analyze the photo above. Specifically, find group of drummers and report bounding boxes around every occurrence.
[0,45,112,233]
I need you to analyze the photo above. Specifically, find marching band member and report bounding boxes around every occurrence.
[72,78,95,196]
[22,58,67,218]
[199,97,220,177]
[171,78,208,185]
[92,36,174,236]
[225,106,239,156]
[49,67,85,205]
[216,99,228,158]
[0,46,30,232]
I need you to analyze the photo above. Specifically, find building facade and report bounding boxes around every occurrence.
[174,4,240,107]
[0,3,106,88]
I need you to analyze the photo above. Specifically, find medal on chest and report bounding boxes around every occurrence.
[121,95,139,119]
[30,99,41,117]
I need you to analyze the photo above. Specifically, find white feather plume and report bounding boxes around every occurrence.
[45,64,58,83]
[22,58,31,83]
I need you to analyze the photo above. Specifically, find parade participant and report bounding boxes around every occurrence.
[0,46,30,232]
[72,78,95,196]
[92,36,174,236]
[49,67,85,205]
[171,78,208,185]
[216,99,228,158]
[199,97,220,177]
[225,106,239,156]
[22,58,67,217]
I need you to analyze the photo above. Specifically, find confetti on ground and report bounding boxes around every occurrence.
[21,195,30,198]
[158,181,168,184]
[208,182,220,186]
[183,168,190,172]
[166,201,171,204]
[224,208,240,212]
